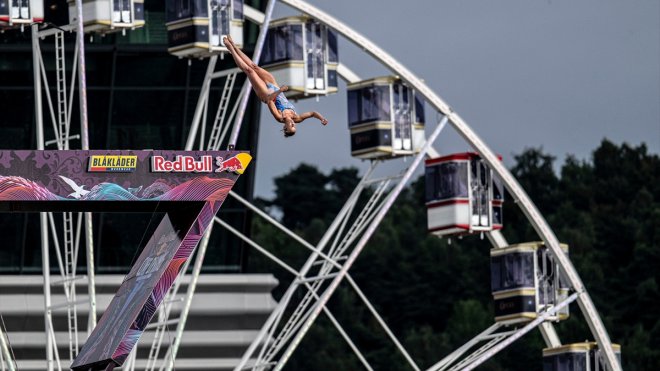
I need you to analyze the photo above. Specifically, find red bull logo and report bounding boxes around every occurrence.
[150,153,252,174]
[215,153,252,175]
[151,155,213,173]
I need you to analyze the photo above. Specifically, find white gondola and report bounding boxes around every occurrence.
[68,0,145,34]
[166,0,244,58]
[347,76,425,159]
[425,152,502,236]
[0,0,43,28]
[490,242,570,324]
[261,16,338,99]
[543,343,622,371]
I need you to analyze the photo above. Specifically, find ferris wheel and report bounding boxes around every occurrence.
[0,0,622,370]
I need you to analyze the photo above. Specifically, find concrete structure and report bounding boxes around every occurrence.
[0,274,277,370]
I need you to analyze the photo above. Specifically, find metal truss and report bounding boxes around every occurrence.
[427,292,579,371]
[229,1,620,370]
[31,0,96,368]
[19,0,619,369]
[185,56,244,152]
[219,117,449,371]
[417,231,566,371]
[219,187,424,371]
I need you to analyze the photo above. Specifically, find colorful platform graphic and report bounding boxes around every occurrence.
[0,150,252,370]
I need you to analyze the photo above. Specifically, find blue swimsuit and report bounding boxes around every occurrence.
[267,83,296,113]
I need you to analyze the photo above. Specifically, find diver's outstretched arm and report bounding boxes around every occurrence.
[294,111,328,125]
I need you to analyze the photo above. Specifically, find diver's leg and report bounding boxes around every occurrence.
[225,39,272,102]
[226,36,278,84]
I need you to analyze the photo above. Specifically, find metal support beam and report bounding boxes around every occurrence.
[215,217,374,371]
[33,11,96,369]
[277,1,619,369]
[162,225,214,371]
[426,323,503,371]
[345,275,420,371]
[185,56,218,151]
[460,293,579,371]
[233,162,379,371]
[273,117,449,370]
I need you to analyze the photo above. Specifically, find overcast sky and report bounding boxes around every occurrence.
[252,0,659,198]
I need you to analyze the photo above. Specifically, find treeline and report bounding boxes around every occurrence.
[248,140,659,370]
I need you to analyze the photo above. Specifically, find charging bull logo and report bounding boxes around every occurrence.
[215,153,252,174]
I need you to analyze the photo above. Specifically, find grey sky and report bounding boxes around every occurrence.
[252,0,660,198]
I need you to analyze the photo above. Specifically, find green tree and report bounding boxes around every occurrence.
[249,140,659,370]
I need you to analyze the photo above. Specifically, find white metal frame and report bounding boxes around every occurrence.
[20,0,618,369]
[142,3,278,370]
[225,1,620,370]
[30,0,97,367]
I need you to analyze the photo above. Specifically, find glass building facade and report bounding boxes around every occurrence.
[0,0,264,273]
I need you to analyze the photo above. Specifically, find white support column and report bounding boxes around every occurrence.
[163,225,214,371]
[32,23,56,371]
[75,0,89,151]
[41,215,54,371]
[185,57,218,151]
[72,0,98,333]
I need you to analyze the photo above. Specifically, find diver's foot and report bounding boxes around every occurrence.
[321,118,328,125]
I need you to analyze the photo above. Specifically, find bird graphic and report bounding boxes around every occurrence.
[59,175,91,199]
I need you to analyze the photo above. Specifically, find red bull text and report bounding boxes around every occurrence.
[151,155,213,173]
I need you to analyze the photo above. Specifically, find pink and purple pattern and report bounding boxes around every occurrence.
[0,176,235,203]
[111,200,222,363]
[0,150,257,371]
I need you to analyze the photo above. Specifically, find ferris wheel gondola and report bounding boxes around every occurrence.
[347,76,425,159]
[491,242,571,324]
[166,0,245,58]
[69,0,145,34]
[543,343,622,371]
[425,152,503,236]
[261,16,338,99]
[0,0,43,29]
